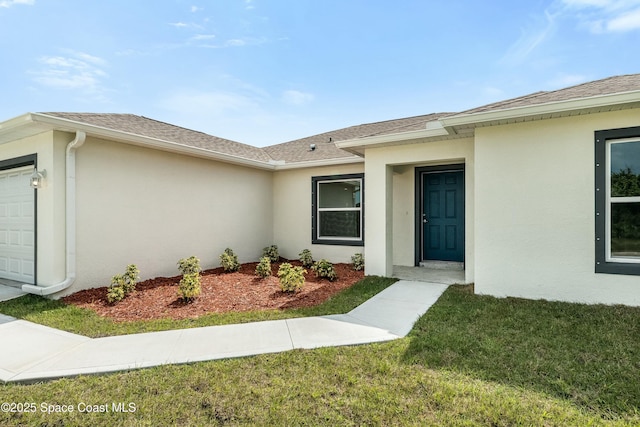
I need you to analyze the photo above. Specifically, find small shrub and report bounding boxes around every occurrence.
[122,264,140,294]
[312,259,338,281]
[262,244,279,262]
[299,249,314,268]
[351,253,364,271]
[106,279,126,304]
[177,256,202,275]
[277,262,306,293]
[220,248,240,272]
[106,264,140,304]
[255,256,272,278]
[178,272,201,301]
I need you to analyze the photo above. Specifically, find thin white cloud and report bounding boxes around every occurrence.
[560,0,640,32]
[0,0,33,8]
[197,37,267,49]
[190,5,202,13]
[500,10,558,65]
[169,21,203,30]
[31,51,109,98]
[282,90,314,106]
[502,0,640,65]
[159,91,259,115]
[191,34,216,41]
[607,7,640,30]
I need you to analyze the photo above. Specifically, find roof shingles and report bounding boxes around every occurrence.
[41,113,274,163]
[38,73,640,165]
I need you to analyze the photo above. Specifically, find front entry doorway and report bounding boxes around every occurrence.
[417,166,465,263]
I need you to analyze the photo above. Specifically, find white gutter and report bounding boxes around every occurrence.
[22,131,86,296]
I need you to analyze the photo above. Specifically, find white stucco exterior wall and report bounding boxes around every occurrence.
[272,163,365,263]
[70,136,274,294]
[474,109,640,306]
[363,137,475,281]
[0,131,68,286]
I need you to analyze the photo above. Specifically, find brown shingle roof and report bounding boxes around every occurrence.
[38,74,640,165]
[459,74,640,115]
[263,113,450,163]
[40,112,274,163]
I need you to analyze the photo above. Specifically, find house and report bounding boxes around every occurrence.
[0,73,639,306]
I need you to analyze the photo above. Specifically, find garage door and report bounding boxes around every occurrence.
[0,166,35,284]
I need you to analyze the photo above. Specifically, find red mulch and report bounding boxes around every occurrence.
[62,261,364,322]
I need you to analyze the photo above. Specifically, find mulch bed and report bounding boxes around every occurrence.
[62,261,364,321]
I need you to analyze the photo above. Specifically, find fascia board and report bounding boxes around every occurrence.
[273,156,364,170]
[29,113,276,170]
[335,126,450,151]
[440,90,640,128]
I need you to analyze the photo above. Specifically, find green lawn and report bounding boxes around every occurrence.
[1,285,639,426]
[0,276,396,337]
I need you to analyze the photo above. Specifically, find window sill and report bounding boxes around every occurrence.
[596,261,640,275]
[312,238,364,247]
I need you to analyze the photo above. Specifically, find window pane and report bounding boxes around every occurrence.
[611,202,640,258]
[319,180,361,208]
[319,211,360,238]
[611,140,640,197]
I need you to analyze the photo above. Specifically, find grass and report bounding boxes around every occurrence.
[404,285,640,416]
[0,276,397,337]
[1,285,640,425]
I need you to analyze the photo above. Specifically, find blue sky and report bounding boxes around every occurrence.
[1,0,639,147]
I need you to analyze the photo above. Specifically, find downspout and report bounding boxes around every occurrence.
[22,131,86,296]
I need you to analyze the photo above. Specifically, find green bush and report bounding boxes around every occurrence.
[277,262,306,293]
[177,256,202,275]
[106,264,140,304]
[220,248,240,272]
[351,253,364,271]
[122,264,140,293]
[106,280,126,304]
[299,249,314,268]
[178,272,201,301]
[255,256,272,278]
[262,244,279,262]
[312,259,338,281]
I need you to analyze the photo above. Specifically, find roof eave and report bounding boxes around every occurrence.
[3,113,277,170]
[273,156,364,170]
[335,126,450,155]
[440,90,640,129]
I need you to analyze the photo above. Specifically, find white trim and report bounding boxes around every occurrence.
[440,90,640,128]
[605,138,640,264]
[335,90,640,153]
[29,114,276,171]
[273,156,364,170]
[0,113,365,171]
[335,127,450,153]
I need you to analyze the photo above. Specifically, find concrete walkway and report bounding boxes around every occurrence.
[0,280,448,383]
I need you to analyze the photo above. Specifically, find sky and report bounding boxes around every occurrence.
[1,0,640,147]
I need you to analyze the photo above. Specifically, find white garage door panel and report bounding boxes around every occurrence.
[0,166,35,284]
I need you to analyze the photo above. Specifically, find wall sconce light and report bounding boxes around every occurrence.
[30,168,46,189]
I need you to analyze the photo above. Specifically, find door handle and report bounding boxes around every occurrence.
[423,214,428,223]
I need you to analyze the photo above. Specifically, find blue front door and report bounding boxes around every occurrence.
[422,170,464,262]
